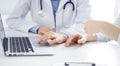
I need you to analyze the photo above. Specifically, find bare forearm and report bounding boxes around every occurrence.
[101,22,120,41]
[85,20,120,41]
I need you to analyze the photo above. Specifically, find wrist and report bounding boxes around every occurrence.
[86,33,97,42]
[37,27,54,35]
[37,27,44,35]
[63,34,68,40]
[60,33,68,41]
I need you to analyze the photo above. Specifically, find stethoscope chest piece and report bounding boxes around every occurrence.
[38,0,45,17]
[38,11,45,17]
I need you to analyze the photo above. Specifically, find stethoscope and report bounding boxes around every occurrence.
[38,0,75,17]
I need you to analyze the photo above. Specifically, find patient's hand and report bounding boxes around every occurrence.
[38,31,68,46]
[65,34,87,47]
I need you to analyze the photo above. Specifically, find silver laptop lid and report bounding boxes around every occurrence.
[0,13,6,40]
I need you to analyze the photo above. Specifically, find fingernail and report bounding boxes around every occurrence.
[78,40,81,44]
[65,44,69,47]
[39,31,44,35]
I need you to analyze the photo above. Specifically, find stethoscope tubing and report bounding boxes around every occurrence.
[40,0,43,10]
[39,0,75,11]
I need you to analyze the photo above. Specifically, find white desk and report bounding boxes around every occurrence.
[1,38,120,66]
[1,15,120,66]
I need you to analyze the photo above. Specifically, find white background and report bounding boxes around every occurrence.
[90,0,115,22]
[0,0,116,22]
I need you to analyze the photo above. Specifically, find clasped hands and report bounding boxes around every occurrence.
[37,27,87,47]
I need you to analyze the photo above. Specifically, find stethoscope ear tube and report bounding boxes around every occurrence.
[38,0,75,16]
[63,0,75,11]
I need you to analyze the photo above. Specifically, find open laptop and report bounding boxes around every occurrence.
[0,14,54,56]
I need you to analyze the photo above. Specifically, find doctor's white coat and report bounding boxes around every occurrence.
[6,0,91,36]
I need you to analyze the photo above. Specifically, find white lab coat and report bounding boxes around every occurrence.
[115,0,120,26]
[6,0,90,36]
[118,33,120,44]
[114,0,120,44]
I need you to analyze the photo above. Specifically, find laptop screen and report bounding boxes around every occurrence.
[0,13,6,40]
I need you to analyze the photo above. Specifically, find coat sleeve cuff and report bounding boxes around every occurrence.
[28,25,40,34]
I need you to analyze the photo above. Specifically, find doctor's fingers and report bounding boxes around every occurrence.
[38,31,55,42]
[38,35,55,44]
[48,38,65,46]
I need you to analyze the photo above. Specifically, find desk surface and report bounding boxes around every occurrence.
[1,40,120,66]
[1,15,120,66]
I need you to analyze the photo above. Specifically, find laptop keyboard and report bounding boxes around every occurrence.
[3,37,34,54]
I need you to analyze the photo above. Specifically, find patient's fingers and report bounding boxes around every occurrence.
[65,35,74,47]
[65,34,82,47]
[77,35,87,44]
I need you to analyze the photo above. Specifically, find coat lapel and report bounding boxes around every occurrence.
[57,0,68,12]
[44,0,53,9]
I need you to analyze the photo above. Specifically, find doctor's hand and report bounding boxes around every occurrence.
[65,34,87,47]
[37,26,54,35]
[38,31,68,46]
